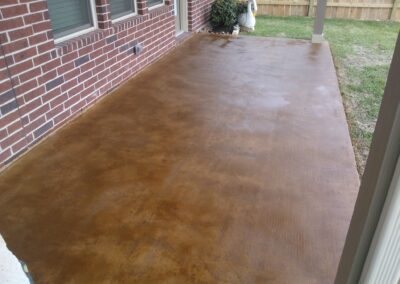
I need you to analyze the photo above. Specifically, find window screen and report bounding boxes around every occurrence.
[147,0,163,8]
[47,0,93,39]
[110,0,135,19]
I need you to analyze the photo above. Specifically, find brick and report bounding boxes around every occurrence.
[29,103,49,121]
[29,1,48,12]
[61,51,78,64]
[46,76,64,91]
[98,22,111,29]
[61,79,77,93]
[119,43,130,53]
[74,55,90,67]
[42,11,50,21]
[42,87,61,103]
[0,100,18,116]
[0,89,15,105]
[64,94,80,109]
[0,0,18,6]
[45,104,63,120]
[2,39,29,54]
[23,86,45,102]
[71,100,86,114]
[68,84,83,97]
[96,5,109,14]
[33,52,52,66]
[78,45,93,57]
[0,68,8,82]
[1,5,28,18]
[41,58,60,73]
[7,120,23,135]
[95,0,109,5]
[78,70,92,83]
[0,109,19,129]
[11,138,28,154]
[80,85,95,99]
[80,61,95,73]
[56,62,74,76]
[38,70,57,85]
[24,115,46,133]
[84,76,97,88]
[19,97,41,116]
[64,68,80,81]
[0,148,12,165]
[33,120,53,139]
[13,47,37,63]
[9,60,33,76]
[37,41,54,53]
[0,128,7,141]
[53,108,71,125]
[93,39,106,50]
[23,12,44,25]
[0,80,12,95]
[15,79,37,96]
[33,21,52,33]
[95,54,108,65]
[19,67,41,83]
[8,27,34,41]
[0,33,7,45]
[28,33,48,45]
[106,35,117,44]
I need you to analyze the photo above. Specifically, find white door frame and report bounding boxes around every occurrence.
[360,154,400,283]
[174,0,188,35]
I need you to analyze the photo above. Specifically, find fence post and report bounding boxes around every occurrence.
[390,0,399,20]
[308,0,314,16]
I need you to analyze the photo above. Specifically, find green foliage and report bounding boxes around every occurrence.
[237,1,247,14]
[210,0,239,29]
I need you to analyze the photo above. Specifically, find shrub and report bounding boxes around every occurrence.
[237,1,247,15]
[210,0,239,29]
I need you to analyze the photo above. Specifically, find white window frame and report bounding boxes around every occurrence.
[148,0,165,10]
[53,0,98,44]
[110,0,138,23]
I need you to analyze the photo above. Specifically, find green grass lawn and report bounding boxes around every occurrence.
[245,16,400,176]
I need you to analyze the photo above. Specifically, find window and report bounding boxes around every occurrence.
[110,0,136,20]
[147,0,164,8]
[47,0,96,42]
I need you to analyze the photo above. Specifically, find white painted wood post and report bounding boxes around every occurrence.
[312,0,327,43]
[360,156,400,283]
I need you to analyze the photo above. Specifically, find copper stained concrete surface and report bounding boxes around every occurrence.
[0,35,359,283]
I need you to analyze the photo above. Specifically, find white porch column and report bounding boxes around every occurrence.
[312,0,327,43]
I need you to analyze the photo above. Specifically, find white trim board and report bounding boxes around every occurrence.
[361,154,400,284]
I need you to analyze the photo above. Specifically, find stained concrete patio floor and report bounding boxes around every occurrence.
[0,34,359,283]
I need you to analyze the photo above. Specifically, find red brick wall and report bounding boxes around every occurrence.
[0,0,177,169]
[188,0,214,31]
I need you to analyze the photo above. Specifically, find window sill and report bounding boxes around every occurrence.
[112,12,138,24]
[111,4,170,33]
[148,3,165,10]
[54,27,97,44]
[112,13,149,33]
[149,5,171,17]
[55,29,110,56]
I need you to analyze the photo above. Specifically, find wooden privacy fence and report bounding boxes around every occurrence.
[256,0,400,21]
